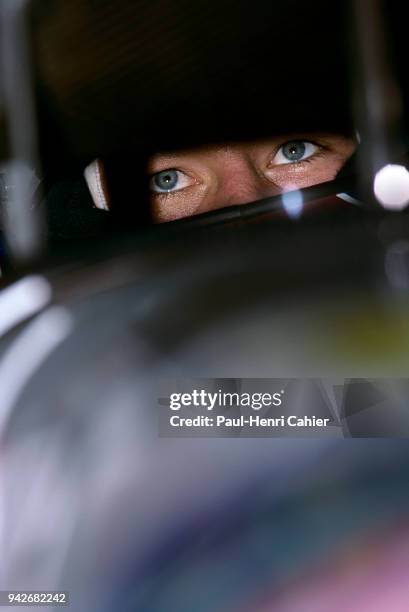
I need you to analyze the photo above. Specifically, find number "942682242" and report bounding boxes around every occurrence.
[3,592,68,606]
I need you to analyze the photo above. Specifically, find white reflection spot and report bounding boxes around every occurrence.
[0,275,52,338]
[374,164,409,210]
[282,189,303,219]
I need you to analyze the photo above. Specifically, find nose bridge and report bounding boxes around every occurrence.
[216,153,265,206]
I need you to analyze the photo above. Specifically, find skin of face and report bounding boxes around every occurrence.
[148,134,356,222]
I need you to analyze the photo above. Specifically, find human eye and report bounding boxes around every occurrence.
[149,169,195,193]
[271,140,320,165]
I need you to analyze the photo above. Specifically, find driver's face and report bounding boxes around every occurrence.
[148,133,356,222]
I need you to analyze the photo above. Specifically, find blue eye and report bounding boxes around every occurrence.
[152,170,179,192]
[282,141,306,161]
[150,169,195,193]
[273,141,318,165]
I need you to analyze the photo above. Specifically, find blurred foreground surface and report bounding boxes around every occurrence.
[1,220,409,610]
